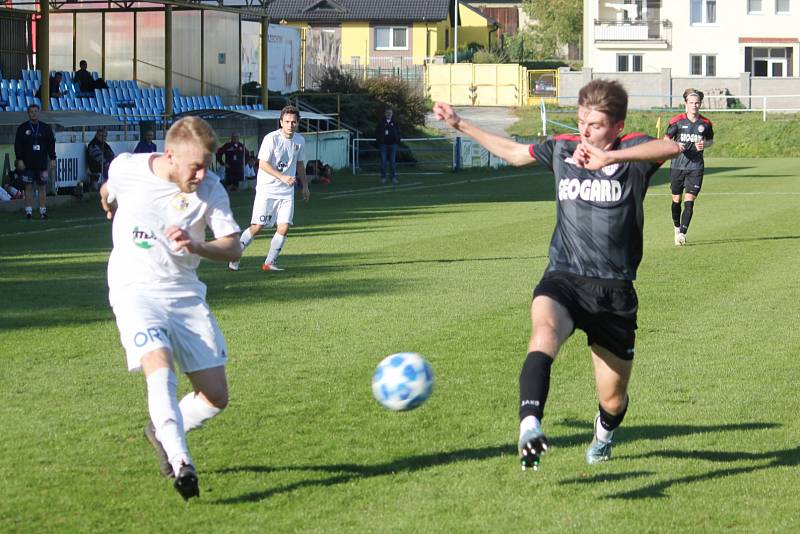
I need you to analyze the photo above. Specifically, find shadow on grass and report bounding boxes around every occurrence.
[688,235,800,247]
[556,421,791,500]
[210,444,513,504]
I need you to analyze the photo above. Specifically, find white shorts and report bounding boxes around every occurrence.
[112,294,228,373]
[250,191,294,227]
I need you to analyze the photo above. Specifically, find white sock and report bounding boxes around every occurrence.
[265,233,286,265]
[25,207,32,215]
[146,368,192,473]
[240,228,253,249]
[520,415,542,436]
[39,207,46,215]
[595,415,614,443]
[179,392,222,432]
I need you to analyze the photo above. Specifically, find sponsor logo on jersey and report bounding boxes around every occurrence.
[277,160,289,172]
[171,193,190,211]
[602,163,620,176]
[678,132,704,143]
[698,125,705,133]
[558,178,622,202]
[132,226,157,249]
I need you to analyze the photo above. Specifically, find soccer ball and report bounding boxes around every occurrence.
[371,352,434,411]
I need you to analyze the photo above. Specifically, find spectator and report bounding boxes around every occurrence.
[134,130,158,154]
[14,103,56,219]
[35,72,64,99]
[374,108,401,184]
[215,132,250,191]
[74,60,95,96]
[87,128,115,191]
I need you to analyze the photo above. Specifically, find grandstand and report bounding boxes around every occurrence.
[1,69,265,123]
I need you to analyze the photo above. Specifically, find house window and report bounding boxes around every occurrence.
[747,0,762,13]
[776,0,790,13]
[617,54,643,72]
[751,47,788,77]
[690,54,716,76]
[690,0,716,24]
[374,26,408,50]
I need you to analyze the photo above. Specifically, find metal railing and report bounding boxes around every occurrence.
[593,19,672,43]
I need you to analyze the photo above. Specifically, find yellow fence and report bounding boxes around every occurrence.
[426,63,528,107]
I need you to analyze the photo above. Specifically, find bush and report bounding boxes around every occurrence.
[362,77,427,136]
[472,47,509,64]
[312,67,365,94]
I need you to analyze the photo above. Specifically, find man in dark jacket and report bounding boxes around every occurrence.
[216,132,250,191]
[74,60,95,96]
[375,108,401,184]
[15,104,57,219]
[87,128,115,191]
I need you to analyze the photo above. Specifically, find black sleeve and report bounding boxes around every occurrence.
[46,125,57,160]
[530,139,556,171]
[665,123,678,139]
[14,125,24,162]
[706,122,714,141]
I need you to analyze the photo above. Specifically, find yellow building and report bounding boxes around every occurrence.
[266,0,499,68]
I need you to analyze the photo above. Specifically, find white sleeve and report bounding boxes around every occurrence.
[257,134,273,164]
[205,182,241,239]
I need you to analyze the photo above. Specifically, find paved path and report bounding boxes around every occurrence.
[425,106,519,138]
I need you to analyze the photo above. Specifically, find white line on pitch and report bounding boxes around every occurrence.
[0,221,109,238]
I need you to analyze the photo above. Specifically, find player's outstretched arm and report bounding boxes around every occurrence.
[575,138,684,170]
[165,226,241,262]
[432,102,535,166]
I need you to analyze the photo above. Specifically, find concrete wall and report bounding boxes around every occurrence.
[557,68,800,110]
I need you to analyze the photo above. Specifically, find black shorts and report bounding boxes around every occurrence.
[533,271,638,360]
[670,168,704,196]
[22,169,49,187]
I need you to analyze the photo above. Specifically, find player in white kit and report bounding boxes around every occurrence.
[228,105,309,272]
[100,117,241,500]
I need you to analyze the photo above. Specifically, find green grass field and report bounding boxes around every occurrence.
[2,159,800,531]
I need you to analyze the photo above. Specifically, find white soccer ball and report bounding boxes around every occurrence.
[371,352,435,411]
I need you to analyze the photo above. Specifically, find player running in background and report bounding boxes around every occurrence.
[664,88,714,246]
[434,80,684,470]
[100,117,241,500]
[229,105,309,272]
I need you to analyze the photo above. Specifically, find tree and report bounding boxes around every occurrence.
[522,0,582,60]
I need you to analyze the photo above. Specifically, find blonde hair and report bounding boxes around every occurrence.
[578,79,629,123]
[165,117,218,153]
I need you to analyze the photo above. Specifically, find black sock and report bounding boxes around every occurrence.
[680,200,694,234]
[519,351,553,421]
[598,396,629,431]
[671,201,681,228]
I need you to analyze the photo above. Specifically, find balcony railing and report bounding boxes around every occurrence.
[594,19,672,43]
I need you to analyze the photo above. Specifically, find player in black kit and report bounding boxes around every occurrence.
[664,88,714,245]
[433,80,684,470]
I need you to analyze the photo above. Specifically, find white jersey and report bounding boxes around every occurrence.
[256,130,305,198]
[106,153,240,305]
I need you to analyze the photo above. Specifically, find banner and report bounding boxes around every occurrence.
[241,22,301,94]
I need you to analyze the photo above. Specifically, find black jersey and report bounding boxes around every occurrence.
[665,113,713,170]
[530,133,663,281]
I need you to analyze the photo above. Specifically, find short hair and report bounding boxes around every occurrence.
[53,71,62,78]
[79,60,87,67]
[27,104,39,112]
[683,88,704,102]
[577,79,629,123]
[280,105,300,122]
[165,117,218,154]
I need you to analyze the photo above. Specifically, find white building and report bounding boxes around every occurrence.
[583,0,799,78]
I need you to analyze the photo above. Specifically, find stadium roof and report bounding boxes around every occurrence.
[263,0,450,22]
[0,111,122,129]
[176,109,334,122]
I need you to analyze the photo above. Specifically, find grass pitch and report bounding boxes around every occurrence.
[2,159,800,532]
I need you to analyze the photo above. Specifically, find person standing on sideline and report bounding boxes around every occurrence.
[375,108,401,184]
[433,79,684,470]
[229,105,309,272]
[664,88,714,246]
[100,117,241,500]
[14,104,56,219]
[216,132,250,192]
[134,130,158,154]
